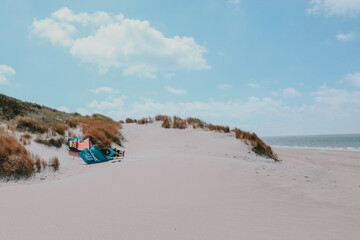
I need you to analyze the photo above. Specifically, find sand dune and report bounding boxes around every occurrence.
[0,122,359,239]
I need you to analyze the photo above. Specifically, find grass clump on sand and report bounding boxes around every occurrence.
[137,118,153,124]
[66,119,80,128]
[0,134,35,178]
[234,128,278,161]
[0,133,61,179]
[35,137,65,148]
[52,123,68,136]
[81,114,123,149]
[154,115,278,161]
[207,124,230,133]
[49,157,60,171]
[172,116,187,129]
[16,116,47,134]
[186,117,206,129]
[19,134,31,145]
[125,118,137,123]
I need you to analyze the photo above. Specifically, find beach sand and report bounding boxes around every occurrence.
[0,122,359,239]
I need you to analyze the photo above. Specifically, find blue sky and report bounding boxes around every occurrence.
[1,0,360,136]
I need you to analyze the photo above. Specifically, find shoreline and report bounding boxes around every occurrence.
[271,145,360,152]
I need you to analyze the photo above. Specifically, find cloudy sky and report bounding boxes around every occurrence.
[1,0,360,136]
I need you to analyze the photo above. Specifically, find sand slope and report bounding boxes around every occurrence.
[0,122,359,240]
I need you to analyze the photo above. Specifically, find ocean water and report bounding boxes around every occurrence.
[262,134,360,151]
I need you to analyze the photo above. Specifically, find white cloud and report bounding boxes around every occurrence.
[228,0,240,6]
[219,84,232,89]
[165,86,187,95]
[306,0,360,17]
[31,18,76,47]
[163,73,175,79]
[312,85,360,105]
[282,88,301,97]
[31,7,210,77]
[0,65,15,85]
[58,106,70,112]
[247,83,259,88]
[342,72,360,87]
[76,85,360,135]
[79,95,285,124]
[89,86,115,94]
[336,32,355,41]
[87,96,127,110]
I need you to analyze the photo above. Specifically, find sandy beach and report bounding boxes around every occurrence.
[0,122,359,240]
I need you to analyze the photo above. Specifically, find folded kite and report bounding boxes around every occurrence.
[68,137,92,152]
[79,145,113,164]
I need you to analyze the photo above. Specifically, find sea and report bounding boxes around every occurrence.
[262,134,360,152]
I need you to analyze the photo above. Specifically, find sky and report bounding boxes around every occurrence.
[1,0,360,136]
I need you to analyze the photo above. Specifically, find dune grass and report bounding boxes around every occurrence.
[52,123,68,136]
[81,114,123,149]
[234,128,277,160]
[0,132,61,179]
[154,115,278,161]
[35,137,65,148]
[125,118,137,123]
[50,156,60,171]
[173,116,187,129]
[0,134,35,178]
[16,116,47,134]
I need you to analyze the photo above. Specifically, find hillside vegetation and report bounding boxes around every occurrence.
[0,93,123,179]
[153,115,278,161]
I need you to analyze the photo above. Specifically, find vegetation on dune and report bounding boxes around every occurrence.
[0,134,35,178]
[35,137,65,148]
[16,116,48,134]
[49,156,60,171]
[207,124,230,133]
[52,123,68,136]
[0,94,124,150]
[172,116,187,129]
[81,114,123,149]
[125,118,137,123]
[137,117,153,124]
[153,115,278,161]
[234,129,277,160]
[0,94,123,180]
[186,117,206,129]
[0,133,60,179]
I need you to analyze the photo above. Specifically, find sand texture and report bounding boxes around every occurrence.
[0,122,359,240]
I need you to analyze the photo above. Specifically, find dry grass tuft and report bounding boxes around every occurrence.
[7,124,16,133]
[34,155,42,172]
[125,118,137,123]
[234,128,278,161]
[186,118,206,129]
[52,123,68,136]
[0,134,35,178]
[155,115,170,122]
[172,116,187,129]
[137,118,153,124]
[119,120,124,124]
[49,156,60,171]
[19,134,32,145]
[92,114,117,125]
[81,116,122,149]
[16,116,47,134]
[35,137,65,148]
[66,119,80,128]
[41,160,48,169]
[207,124,230,133]
[155,114,277,161]
[162,118,171,128]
